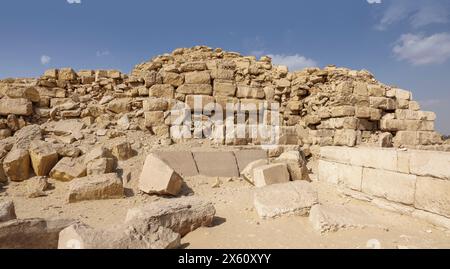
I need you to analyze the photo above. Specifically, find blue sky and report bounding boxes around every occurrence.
[1,0,449,134]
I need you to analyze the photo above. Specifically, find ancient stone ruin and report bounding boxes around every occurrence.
[0,45,449,249]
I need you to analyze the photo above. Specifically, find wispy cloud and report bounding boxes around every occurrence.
[96,50,110,57]
[268,54,318,71]
[367,0,382,4]
[373,0,450,30]
[67,0,81,4]
[40,55,51,65]
[393,32,450,65]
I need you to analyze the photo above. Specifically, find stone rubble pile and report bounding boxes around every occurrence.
[0,45,444,154]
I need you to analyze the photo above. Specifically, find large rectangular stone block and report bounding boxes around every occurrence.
[362,168,416,205]
[415,176,450,218]
[318,160,362,190]
[213,80,236,97]
[320,147,404,173]
[234,149,267,173]
[193,151,239,177]
[320,146,352,164]
[0,98,33,116]
[409,150,450,180]
[153,151,198,177]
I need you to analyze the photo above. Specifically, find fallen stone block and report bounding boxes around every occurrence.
[27,176,50,198]
[41,119,85,136]
[241,159,268,182]
[254,181,318,219]
[3,149,31,182]
[273,150,309,181]
[83,146,112,164]
[153,151,198,177]
[0,200,16,222]
[58,223,180,249]
[110,141,134,161]
[107,98,131,113]
[193,151,239,177]
[68,173,124,203]
[29,141,58,176]
[86,158,115,175]
[234,149,267,174]
[12,125,42,151]
[138,154,183,196]
[49,157,87,182]
[309,204,386,234]
[253,163,290,188]
[0,218,75,249]
[125,196,216,237]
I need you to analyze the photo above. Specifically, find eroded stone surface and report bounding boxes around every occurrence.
[254,181,318,219]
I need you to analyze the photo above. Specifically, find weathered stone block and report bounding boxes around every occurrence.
[143,98,168,111]
[184,71,211,84]
[86,158,115,175]
[318,160,362,191]
[110,141,134,161]
[213,80,236,97]
[125,196,215,237]
[0,218,75,249]
[149,84,174,99]
[395,88,411,100]
[409,150,450,180]
[0,98,33,116]
[107,98,131,114]
[180,62,207,72]
[49,157,87,182]
[3,149,30,182]
[193,151,239,177]
[367,84,385,97]
[145,111,165,127]
[162,72,184,87]
[355,106,370,119]
[415,176,450,218]
[138,154,183,196]
[362,167,416,205]
[68,173,123,203]
[253,181,318,219]
[236,85,265,99]
[309,204,386,234]
[29,142,58,176]
[331,106,355,117]
[153,151,198,177]
[333,129,357,147]
[177,84,212,95]
[234,150,267,174]
[253,163,290,187]
[0,200,16,223]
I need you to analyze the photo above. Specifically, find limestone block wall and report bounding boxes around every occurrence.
[318,146,450,228]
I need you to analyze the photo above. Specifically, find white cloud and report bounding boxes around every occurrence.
[96,50,110,57]
[367,0,382,4]
[375,0,450,30]
[393,33,450,65]
[268,54,318,71]
[40,55,51,65]
[67,0,81,4]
